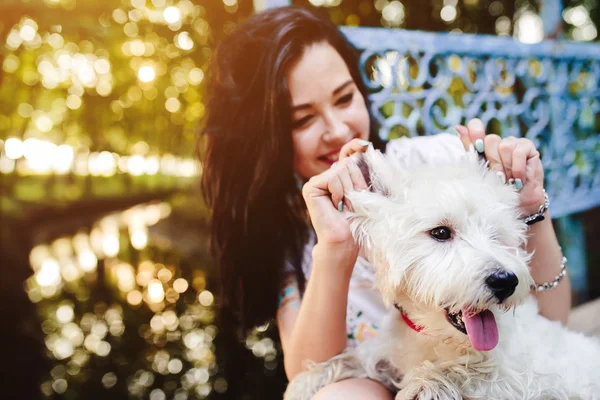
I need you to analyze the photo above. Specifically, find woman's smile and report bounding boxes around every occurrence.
[318,147,343,165]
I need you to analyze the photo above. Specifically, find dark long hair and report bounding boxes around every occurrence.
[198,6,386,332]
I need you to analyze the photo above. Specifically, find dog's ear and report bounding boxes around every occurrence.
[347,148,403,256]
[353,147,401,197]
[464,143,490,175]
[356,155,372,189]
[356,155,393,197]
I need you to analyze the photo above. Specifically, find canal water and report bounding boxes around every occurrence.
[4,200,287,399]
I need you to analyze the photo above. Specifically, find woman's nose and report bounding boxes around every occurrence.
[322,111,349,142]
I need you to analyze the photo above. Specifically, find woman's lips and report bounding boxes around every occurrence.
[318,158,336,166]
[322,148,342,157]
[318,148,342,165]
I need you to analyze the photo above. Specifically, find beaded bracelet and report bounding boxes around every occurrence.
[531,256,568,292]
[522,189,550,226]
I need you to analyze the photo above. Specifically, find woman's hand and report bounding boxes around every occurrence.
[454,121,570,323]
[301,139,371,250]
[455,119,545,215]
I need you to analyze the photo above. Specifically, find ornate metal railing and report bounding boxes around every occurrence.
[343,26,600,219]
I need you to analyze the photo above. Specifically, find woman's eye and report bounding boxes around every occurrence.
[336,93,353,105]
[292,115,313,129]
[429,226,452,241]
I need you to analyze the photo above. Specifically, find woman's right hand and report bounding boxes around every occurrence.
[301,139,371,253]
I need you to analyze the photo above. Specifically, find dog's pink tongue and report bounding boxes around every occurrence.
[463,309,498,351]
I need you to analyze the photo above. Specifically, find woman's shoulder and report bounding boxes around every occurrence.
[384,132,465,167]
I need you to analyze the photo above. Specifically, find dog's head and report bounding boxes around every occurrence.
[347,146,533,351]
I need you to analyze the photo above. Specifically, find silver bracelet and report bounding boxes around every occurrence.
[522,189,549,226]
[531,256,568,292]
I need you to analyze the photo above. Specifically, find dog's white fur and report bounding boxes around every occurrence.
[284,147,600,400]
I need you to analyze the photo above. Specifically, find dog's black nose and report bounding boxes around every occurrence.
[485,271,518,302]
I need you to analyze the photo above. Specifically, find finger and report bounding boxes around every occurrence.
[347,158,369,192]
[531,152,544,182]
[339,161,364,212]
[498,137,517,183]
[302,170,333,201]
[466,118,486,153]
[483,134,505,182]
[327,172,345,211]
[301,171,353,231]
[336,160,355,195]
[328,159,357,212]
[511,139,537,190]
[339,138,371,160]
[454,125,472,151]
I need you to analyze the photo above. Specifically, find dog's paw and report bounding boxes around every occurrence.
[395,381,462,400]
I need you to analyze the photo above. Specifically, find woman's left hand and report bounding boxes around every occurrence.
[455,119,545,216]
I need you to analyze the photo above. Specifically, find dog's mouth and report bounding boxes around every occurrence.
[445,309,467,335]
[445,308,499,351]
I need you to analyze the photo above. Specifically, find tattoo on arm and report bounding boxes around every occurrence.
[277,274,301,318]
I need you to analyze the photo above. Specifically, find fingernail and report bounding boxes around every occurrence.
[496,171,506,184]
[475,139,484,153]
[447,127,460,137]
[359,140,370,147]
[515,178,523,190]
[508,178,515,185]
[338,201,344,212]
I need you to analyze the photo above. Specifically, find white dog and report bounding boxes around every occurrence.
[284,147,600,400]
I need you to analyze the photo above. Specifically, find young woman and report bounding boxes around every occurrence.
[199,6,570,399]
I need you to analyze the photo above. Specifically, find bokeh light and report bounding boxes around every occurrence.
[5,138,24,159]
[164,6,182,24]
[138,65,156,83]
[515,10,544,43]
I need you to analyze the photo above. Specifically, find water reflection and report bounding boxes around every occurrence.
[25,201,256,399]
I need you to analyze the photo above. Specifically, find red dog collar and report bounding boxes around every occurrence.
[395,304,424,333]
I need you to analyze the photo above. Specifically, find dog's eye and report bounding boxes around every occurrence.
[429,226,452,241]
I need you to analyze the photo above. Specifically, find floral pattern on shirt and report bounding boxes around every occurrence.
[346,302,379,347]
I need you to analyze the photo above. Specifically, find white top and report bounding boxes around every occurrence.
[285,133,466,347]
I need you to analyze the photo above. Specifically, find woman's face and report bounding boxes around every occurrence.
[287,41,370,180]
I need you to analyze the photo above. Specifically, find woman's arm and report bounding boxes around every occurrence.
[277,243,356,380]
[277,139,372,380]
[526,214,571,324]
